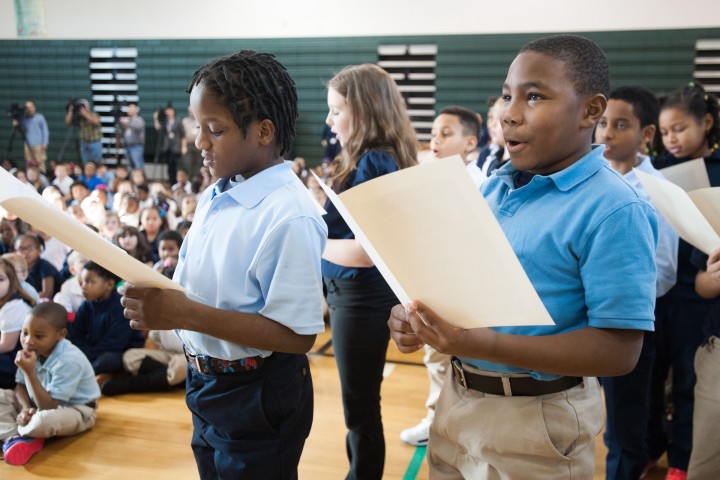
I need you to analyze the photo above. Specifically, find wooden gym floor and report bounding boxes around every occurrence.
[1,329,669,479]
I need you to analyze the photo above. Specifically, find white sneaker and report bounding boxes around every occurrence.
[400,418,432,446]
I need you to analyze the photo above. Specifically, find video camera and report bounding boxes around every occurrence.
[6,103,24,122]
[66,97,83,125]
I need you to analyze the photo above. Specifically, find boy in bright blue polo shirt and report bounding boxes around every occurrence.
[1,302,100,466]
[120,51,327,479]
[389,35,658,479]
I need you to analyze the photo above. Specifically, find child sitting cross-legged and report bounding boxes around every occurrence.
[100,237,186,396]
[67,261,145,377]
[0,302,100,466]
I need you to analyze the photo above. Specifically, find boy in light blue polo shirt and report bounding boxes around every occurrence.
[1,302,100,466]
[120,51,327,479]
[389,35,658,479]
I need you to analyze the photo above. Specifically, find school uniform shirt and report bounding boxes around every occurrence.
[15,339,100,406]
[467,145,658,379]
[322,150,398,280]
[68,289,145,361]
[0,298,31,333]
[26,258,61,297]
[654,150,720,300]
[623,155,679,296]
[691,249,720,341]
[175,161,328,360]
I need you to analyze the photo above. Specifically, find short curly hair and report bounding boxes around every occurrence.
[520,35,610,98]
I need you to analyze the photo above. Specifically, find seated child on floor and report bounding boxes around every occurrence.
[52,251,89,320]
[100,253,186,396]
[67,262,145,375]
[0,302,100,466]
[151,230,182,278]
[1,253,40,303]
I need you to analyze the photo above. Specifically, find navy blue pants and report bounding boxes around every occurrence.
[325,275,398,480]
[91,351,124,375]
[646,295,710,470]
[185,352,313,480]
[601,330,655,480]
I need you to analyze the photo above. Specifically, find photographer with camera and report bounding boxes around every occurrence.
[64,98,102,165]
[153,104,185,182]
[10,101,49,172]
[119,103,146,171]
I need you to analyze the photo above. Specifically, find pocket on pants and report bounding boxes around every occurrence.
[538,379,602,461]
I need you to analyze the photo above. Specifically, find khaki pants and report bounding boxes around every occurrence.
[428,368,603,480]
[0,389,96,442]
[688,337,720,480]
[423,345,450,422]
[122,348,187,385]
[23,144,47,172]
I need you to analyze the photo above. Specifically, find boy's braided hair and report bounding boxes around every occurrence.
[187,50,298,157]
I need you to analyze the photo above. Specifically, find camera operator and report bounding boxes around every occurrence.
[12,101,49,172]
[153,104,185,182]
[64,98,102,165]
[119,103,146,170]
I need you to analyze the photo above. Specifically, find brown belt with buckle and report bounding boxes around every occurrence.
[185,349,265,375]
[451,357,582,397]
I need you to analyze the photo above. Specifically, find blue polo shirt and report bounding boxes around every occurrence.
[16,339,100,406]
[461,146,658,379]
[175,161,327,360]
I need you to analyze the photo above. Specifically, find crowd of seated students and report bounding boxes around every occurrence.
[0,159,210,465]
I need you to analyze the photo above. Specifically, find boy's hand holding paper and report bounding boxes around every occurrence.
[314,155,553,329]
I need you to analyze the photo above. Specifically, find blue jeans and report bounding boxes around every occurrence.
[602,330,655,480]
[80,140,102,165]
[324,274,398,480]
[185,352,313,480]
[126,144,144,170]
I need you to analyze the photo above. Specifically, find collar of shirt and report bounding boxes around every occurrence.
[494,145,607,193]
[210,161,293,208]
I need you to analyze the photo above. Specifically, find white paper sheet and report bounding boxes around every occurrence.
[635,169,720,255]
[659,158,710,192]
[0,167,184,291]
[314,156,553,329]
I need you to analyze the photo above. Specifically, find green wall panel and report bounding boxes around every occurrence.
[1,28,718,170]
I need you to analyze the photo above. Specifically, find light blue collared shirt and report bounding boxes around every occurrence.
[175,162,328,359]
[16,339,100,405]
[462,146,658,379]
[21,113,49,147]
[624,155,678,297]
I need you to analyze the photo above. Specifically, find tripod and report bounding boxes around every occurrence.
[57,123,80,164]
[5,122,36,166]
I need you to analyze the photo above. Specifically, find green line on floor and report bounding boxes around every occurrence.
[403,445,426,480]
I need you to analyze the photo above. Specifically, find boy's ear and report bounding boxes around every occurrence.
[58,327,68,340]
[465,135,479,154]
[257,119,276,147]
[641,124,656,147]
[581,94,608,129]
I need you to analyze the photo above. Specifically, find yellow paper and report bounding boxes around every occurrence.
[0,167,183,291]
[635,169,720,255]
[314,156,553,329]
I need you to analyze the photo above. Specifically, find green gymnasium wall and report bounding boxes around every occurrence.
[1,28,719,169]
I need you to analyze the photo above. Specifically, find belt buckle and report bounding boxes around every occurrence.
[185,350,203,373]
[451,357,467,390]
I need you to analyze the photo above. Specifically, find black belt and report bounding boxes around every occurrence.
[85,400,97,409]
[451,357,582,397]
[185,349,265,375]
